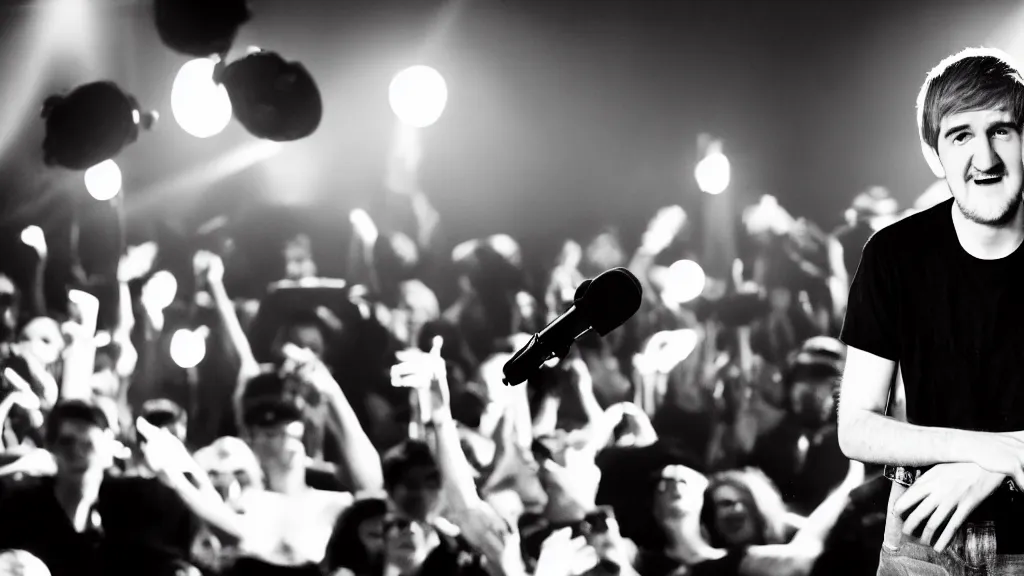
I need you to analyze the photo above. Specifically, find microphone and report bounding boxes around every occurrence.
[502,267,642,386]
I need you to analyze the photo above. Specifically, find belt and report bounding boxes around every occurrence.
[883,465,1020,493]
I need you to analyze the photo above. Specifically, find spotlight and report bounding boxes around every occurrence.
[42,81,157,171]
[172,58,233,138]
[389,65,448,128]
[153,0,251,58]
[695,139,731,195]
[219,50,322,141]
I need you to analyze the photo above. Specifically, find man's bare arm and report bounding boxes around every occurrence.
[837,346,988,467]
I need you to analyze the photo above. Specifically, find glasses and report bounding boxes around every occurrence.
[383,516,414,533]
[656,478,687,492]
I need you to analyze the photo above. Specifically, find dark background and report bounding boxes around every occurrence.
[0,0,1018,298]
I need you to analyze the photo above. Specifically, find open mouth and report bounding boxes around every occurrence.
[972,174,1004,186]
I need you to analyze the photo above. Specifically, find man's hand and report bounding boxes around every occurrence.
[894,462,1004,553]
[118,242,158,283]
[20,226,47,260]
[194,251,225,286]
[137,417,197,480]
[535,527,598,576]
[970,432,1024,490]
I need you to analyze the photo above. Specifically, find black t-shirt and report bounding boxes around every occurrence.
[635,549,746,576]
[0,475,199,576]
[841,198,1024,431]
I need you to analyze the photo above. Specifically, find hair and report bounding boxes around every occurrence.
[700,468,789,549]
[324,496,388,574]
[381,439,438,492]
[917,47,1024,152]
[45,399,110,444]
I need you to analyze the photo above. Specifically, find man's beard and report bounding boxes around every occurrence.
[955,189,1023,227]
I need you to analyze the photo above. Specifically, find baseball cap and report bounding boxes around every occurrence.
[241,397,304,428]
[140,398,186,428]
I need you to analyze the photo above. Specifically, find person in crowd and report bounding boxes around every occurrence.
[323,495,387,576]
[838,47,1024,573]
[638,458,862,576]
[0,399,200,576]
[700,468,791,550]
[283,234,319,282]
[744,337,847,514]
[831,186,898,282]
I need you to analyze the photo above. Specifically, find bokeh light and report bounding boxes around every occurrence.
[171,58,233,139]
[170,328,207,369]
[695,152,731,195]
[83,159,122,201]
[388,65,448,128]
[663,259,706,304]
[146,270,178,311]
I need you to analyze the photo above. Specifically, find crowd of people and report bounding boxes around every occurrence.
[0,165,926,576]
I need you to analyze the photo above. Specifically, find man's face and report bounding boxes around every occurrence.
[248,420,306,469]
[19,317,64,365]
[789,378,836,428]
[283,246,317,280]
[51,420,113,478]
[653,465,707,521]
[936,108,1024,225]
[389,465,442,522]
[286,324,325,360]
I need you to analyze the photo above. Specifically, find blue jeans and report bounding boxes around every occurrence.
[877,484,1024,576]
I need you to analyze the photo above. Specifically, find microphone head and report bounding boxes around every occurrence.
[573,279,592,302]
[578,267,642,336]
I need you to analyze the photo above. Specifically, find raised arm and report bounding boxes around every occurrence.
[283,344,383,491]
[195,252,260,429]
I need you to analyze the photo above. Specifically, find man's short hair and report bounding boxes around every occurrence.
[917,47,1024,152]
[381,439,437,492]
[45,398,111,444]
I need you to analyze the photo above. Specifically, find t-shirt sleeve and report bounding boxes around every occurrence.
[689,550,746,576]
[840,231,900,360]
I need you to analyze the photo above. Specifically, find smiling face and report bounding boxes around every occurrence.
[936,108,1024,226]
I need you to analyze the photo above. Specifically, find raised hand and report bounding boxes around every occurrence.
[535,527,598,576]
[118,242,158,282]
[349,209,379,247]
[641,205,687,254]
[136,417,195,479]
[193,250,225,285]
[20,225,47,260]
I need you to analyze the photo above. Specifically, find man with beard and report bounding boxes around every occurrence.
[838,47,1024,574]
[745,337,848,515]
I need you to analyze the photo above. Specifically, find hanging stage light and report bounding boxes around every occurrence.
[218,49,322,141]
[153,0,251,58]
[41,81,157,171]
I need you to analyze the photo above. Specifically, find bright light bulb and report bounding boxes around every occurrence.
[389,65,449,128]
[664,259,706,304]
[84,160,122,201]
[170,328,206,369]
[695,152,731,195]
[171,58,233,139]
[146,271,178,311]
